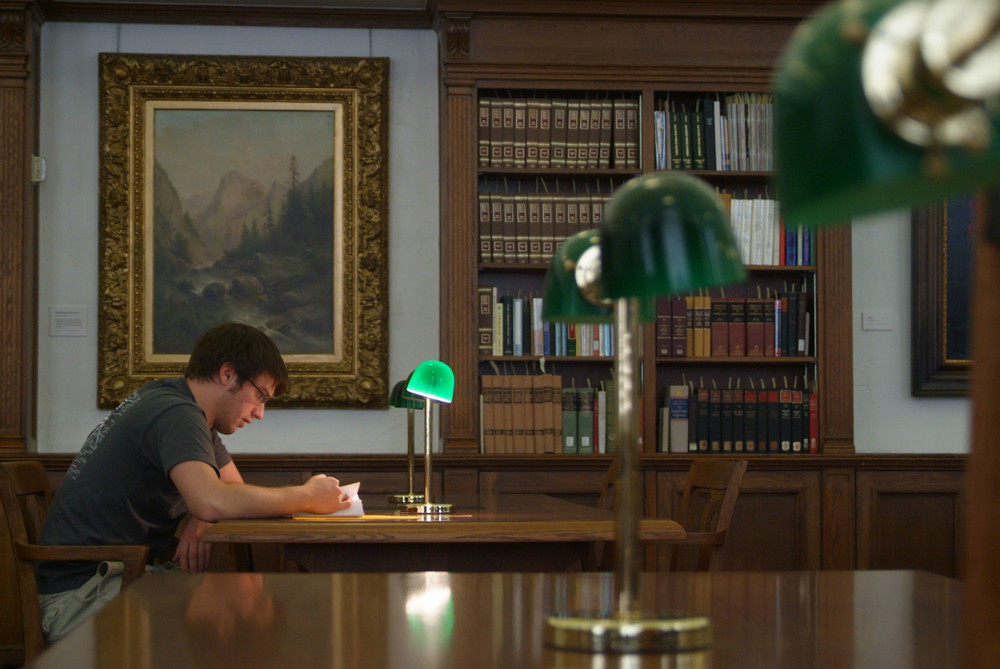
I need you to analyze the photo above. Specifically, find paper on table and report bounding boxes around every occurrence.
[292,481,364,518]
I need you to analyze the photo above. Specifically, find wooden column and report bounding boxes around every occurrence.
[436,12,479,452]
[0,3,40,453]
[963,191,1000,666]
[815,226,854,453]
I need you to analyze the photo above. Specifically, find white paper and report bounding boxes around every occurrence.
[292,481,364,518]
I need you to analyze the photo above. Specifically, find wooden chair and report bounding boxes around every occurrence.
[665,458,748,571]
[594,458,747,572]
[0,461,149,665]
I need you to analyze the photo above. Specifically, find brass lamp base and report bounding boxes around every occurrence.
[387,493,425,506]
[544,612,712,654]
[401,502,454,514]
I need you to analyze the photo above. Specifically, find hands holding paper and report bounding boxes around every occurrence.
[294,480,365,518]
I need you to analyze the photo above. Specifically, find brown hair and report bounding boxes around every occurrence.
[185,322,289,397]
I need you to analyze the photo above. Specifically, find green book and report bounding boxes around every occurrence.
[561,387,578,454]
[604,378,618,454]
[576,386,596,454]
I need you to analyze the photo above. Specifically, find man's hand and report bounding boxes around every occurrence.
[174,515,214,573]
[300,474,352,514]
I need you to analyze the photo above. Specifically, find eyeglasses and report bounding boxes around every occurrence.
[245,377,272,405]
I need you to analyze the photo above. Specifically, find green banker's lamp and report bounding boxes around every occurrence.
[402,360,455,515]
[542,174,746,654]
[772,1,1000,665]
[388,379,425,507]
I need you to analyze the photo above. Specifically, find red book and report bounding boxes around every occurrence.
[728,298,746,356]
[746,298,765,357]
[655,297,672,356]
[710,298,729,356]
[763,299,776,357]
[671,296,688,357]
[808,390,819,454]
[767,389,781,453]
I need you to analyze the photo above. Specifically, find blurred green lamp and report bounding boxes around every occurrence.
[403,360,455,515]
[542,229,614,323]
[773,0,1000,227]
[543,172,745,654]
[772,2,1000,665]
[388,379,425,507]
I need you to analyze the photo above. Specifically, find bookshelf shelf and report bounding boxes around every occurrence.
[482,356,613,363]
[437,3,853,457]
[655,356,817,364]
[478,167,642,178]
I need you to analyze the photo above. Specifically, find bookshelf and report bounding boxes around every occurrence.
[435,1,852,456]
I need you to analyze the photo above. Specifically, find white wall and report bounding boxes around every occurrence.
[852,211,970,453]
[36,22,970,455]
[37,22,440,454]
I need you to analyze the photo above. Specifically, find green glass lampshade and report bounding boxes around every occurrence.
[390,379,423,410]
[406,360,455,404]
[773,0,1000,227]
[599,172,746,299]
[542,229,614,324]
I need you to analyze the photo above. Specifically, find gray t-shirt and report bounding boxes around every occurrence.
[37,378,232,594]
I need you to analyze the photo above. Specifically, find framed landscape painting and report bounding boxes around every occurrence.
[98,53,389,408]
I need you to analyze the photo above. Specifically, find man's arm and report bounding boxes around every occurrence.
[170,460,350,523]
[173,461,247,572]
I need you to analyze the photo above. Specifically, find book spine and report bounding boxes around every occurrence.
[744,389,758,453]
[561,387,578,454]
[708,388,722,452]
[477,285,495,356]
[710,298,729,356]
[721,388,734,452]
[576,386,595,454]
[668,385,690,454]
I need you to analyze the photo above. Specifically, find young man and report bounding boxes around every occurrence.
[37,322,350,642]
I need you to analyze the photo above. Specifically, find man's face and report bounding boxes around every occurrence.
[214,374,275,435]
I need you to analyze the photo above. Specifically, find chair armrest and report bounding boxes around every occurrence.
[661,530,726,547]
[17,542,150,586]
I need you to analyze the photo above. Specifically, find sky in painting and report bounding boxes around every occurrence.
[154,108,335,202]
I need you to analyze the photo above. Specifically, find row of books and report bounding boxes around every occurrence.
[477,96,641,170]
[478,190,609,265]
[478,286,813,359]
[658,384,818,454]
[478,287,616,357]
[653,93,774,172]
[479,191,811,268]
[480,374,622,455]
[655,291,813,358]
[725,196,813,267]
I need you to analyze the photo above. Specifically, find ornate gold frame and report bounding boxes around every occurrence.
[97,53,389,409]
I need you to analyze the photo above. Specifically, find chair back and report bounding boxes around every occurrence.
[670,458,747,571]
[0,462,47,664]
[3,460,54,544]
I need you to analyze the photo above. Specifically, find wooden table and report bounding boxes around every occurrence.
[204,493,684,572]
[27,570,962,668]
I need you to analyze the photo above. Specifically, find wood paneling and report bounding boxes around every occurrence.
[856,470,964,577]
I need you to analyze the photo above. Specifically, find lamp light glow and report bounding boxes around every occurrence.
[406,360,455,404]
